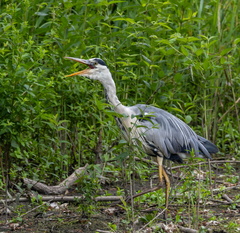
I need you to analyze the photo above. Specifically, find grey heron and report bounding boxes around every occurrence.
[65,57,218,209]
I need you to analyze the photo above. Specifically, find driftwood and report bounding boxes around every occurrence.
[23,164,88,195]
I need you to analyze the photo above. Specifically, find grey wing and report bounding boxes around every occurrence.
[130,104,218,160]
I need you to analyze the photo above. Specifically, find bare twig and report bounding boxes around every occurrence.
[171,160,240,170]
[21,202,47,218]
[95,196,123,202]
[212,184,240,193]
[209,198,240,208]
[218,97,240,123]
[95,230,114,233]
[134,157,239,170]
[138,208,167,232]
[221,194,240,208]
[126,185,163,202]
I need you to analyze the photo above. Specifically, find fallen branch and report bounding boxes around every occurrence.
[1,195,85,204]
[222,194,234,203]
[95,230,114,233]
[95,196,123,202]
[209,193,240,208]
[178,226,198,233]
[212,184,240,193]
[1,195,126,205]
[23,164,88,195]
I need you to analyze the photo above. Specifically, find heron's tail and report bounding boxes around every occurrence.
[198,135,219,154]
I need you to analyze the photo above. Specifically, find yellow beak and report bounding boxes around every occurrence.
[65,57,93,77]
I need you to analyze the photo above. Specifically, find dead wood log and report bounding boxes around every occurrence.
[23,164,88,195]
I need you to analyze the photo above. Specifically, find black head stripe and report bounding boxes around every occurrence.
[94,58,107,66]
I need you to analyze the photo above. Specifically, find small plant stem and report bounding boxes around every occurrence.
[196,163,201,229]
[129,172,134,226]
[203,88,209,138]
[138,208,167,232]
[208,159,213,198]
[21,202,48,218]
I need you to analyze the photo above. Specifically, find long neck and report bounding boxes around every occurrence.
[99,72,125,113]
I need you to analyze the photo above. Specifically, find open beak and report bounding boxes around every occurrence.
[65,57,94,77]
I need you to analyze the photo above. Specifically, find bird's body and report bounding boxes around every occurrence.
[116,104,217,163]
[65,57,218,210]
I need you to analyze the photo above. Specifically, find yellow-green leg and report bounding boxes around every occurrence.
[157,156,170,210]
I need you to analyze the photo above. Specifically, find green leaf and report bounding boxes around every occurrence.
[174,73,183,82]
[113,17,135,24]
[195,49,203,56]
[181,46,189,56]
[220,48,232,56]
[185,115,192,124]
[233,38,240,45]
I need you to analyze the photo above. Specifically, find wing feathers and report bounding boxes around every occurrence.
[130,104,218,160]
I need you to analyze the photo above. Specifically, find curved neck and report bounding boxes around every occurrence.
[99,72,125,113]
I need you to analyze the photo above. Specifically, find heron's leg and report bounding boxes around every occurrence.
[157,156,170,209]
[157,156,163,183]
[162,167,170,209]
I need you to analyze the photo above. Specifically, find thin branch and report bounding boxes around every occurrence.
[138,208,167,232]
[135,157,240,170]
[171,160,240,170]
[126,185,163,202]
[218,97,240,123]
[209,197,240,208]
[95,196,123,202]
[212,184,240,193]
[95,230,114,233]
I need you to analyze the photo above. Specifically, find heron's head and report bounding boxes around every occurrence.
[65,57,109,80]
